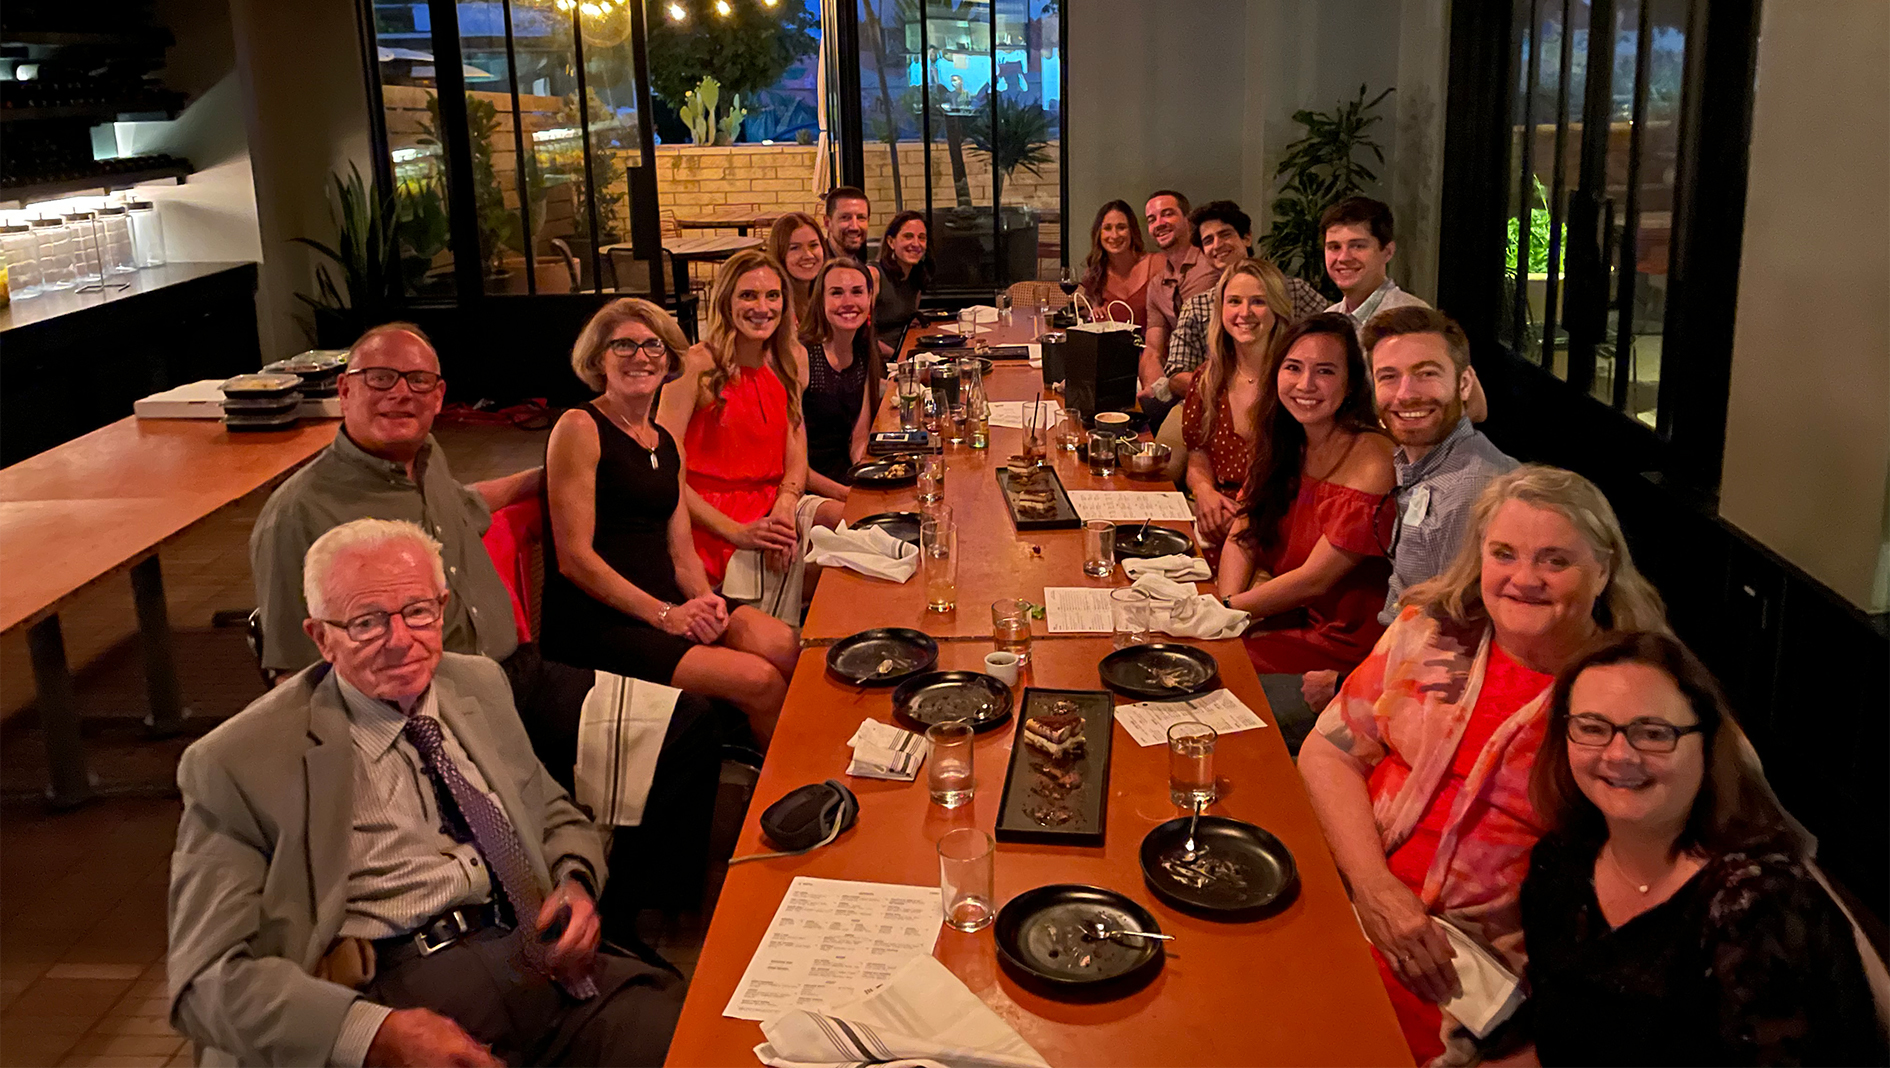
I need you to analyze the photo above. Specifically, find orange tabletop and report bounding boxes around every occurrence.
[0,417,338,631]
[803,358,1196,644]
[664,639,1409,1067]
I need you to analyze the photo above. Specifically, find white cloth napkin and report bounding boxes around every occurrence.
[1129,573,1250,640]
[804,523,919,583]
[1121,553,1211,582]
[1435,918,1525,1039]
[755,955,1049,1068]
[574,673,681,827]
[846,719,928,781]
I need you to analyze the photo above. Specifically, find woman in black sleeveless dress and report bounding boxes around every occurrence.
[799,257,880,501]
[542,299,800,745]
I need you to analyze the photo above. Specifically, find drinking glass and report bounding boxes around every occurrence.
[896,364,924,430]
[926,721,976,808]
[991,597,1032,665]
[944,404,966,446]
[1082,520,1115,578]
[996,291,1013,326]
[1057,409,1085,452]
[1110,587,1153,648]
[937,827,994,932]
[966,397,989,450]
[917,451,946,504]
[922,515,957,612]
[1168,721,1218,807]
[1087,430,1118,476]
[957,306,979,337]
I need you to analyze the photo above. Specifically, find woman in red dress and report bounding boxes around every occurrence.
[1217,312,1395,675]
[658,249,845,594]
[1076,199,1157,326]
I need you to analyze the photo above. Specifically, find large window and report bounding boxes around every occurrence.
[852,0,1062,290]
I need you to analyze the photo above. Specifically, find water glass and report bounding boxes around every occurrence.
[1057,409,1085,451]
[917,451,946,503]
[937,827,994,932]
[991,597,1032,665]
[896,365,924,430]
[1168,721,1218,807]
[926,721,976,808]
[944,405,966,445]
[922,515,957,612]
[1110,587,1153,648]
[1087,430,1118,476]
[1082,520,1115,578]
[957,306,979,337]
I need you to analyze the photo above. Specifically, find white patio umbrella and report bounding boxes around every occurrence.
[812,0,834,197]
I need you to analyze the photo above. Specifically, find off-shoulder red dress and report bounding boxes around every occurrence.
[1242,476,1392,674]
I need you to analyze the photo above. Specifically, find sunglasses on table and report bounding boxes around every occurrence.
[1565,713,1704,754]
[317,597,445,643]
[344,368,443,393]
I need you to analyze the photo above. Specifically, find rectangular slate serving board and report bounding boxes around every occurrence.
[994,464,1082,531]
[995,687,1115,846]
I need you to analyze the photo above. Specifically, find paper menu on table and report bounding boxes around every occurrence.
[987,400,1063,429]
[1115,688,1269,747]
[1065,491,1195,523]
[1042,586,1115,633]
[722,877,942,1022]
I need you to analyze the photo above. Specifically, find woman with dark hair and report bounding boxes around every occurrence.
[543,298,799,745]
[1181,258,1295,552]
[1077,199,1156,325]
[765,211,832,327]
[871,210,931,342]
[1522,631,1888,1066]
[798,257,880,501]
[1218,311,1395,675]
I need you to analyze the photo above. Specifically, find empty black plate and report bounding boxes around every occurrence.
[825,628,939,687]
[1113,526,1196,561]
[849,455,921,488]
[891,671,1012,732]
[852,511,922,546]
[994,884,1165,994]
[1097,643,1222,699]
[1139,816,1299,918]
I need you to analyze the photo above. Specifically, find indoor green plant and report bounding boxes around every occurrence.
[1259,84,1392,297]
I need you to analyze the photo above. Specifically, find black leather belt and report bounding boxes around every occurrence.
[374,901,505,967]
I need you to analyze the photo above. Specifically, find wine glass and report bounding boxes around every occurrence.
[1058,266,1078,298]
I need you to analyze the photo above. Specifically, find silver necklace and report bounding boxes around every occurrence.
[599,400,660,469]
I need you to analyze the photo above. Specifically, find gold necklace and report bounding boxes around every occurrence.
[598,399,660,469]
[1603,843,1658,894]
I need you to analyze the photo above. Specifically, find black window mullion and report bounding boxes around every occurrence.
[1511,0,1542,353]
[837,2,864,188]
[355,0,396,219]
[1612,0,1654,412]
[426,0,483,302]
[628,0,661,306]
[920,6,932,229]
[1539,0,1574,369]
[989,0,999,287]
[1568,0,1619,396]
[570,7,602,295]
[500,1,534,296]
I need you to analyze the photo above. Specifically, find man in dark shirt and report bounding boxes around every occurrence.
[250,322,720,926]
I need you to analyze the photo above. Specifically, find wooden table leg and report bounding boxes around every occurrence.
[131,555,187,737]
[26,615,94,808]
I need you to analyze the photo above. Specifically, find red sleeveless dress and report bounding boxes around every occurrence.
[684,363,790,586]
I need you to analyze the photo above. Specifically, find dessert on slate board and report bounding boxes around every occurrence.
[1021,703,1088,826]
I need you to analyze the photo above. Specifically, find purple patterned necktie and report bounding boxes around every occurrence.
[404,713,597,998]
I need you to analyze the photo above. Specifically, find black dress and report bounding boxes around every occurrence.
[540,404,707,684]
[872,263,923,337]
[1521,832,1888,1066]
[803,342,868,485]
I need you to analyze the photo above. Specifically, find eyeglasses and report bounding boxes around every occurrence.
[1565,712,1705,754]
[607,337,670,359]
[317,597,444,643]
[344,367,442,393]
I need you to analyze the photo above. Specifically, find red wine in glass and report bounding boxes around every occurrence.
[1058,267,1078,298]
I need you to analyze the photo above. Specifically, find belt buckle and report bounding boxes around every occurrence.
[412,908,472,957]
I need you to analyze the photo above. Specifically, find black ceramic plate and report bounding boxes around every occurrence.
[851,511,922,546]
[1139,816,1299,918]
[916,332,965,349]
[1112,525,1195,561]
[849,455,921,488]
[825,628,938,687]
[890,670,1012,732]
[994,884,1165,994]
[1097,643,1222,699]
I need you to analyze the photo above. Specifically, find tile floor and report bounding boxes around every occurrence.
[0,418,740,1067]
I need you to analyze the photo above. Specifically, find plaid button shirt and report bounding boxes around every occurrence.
[1164,276,1330,376]
[1381,416,1518,624]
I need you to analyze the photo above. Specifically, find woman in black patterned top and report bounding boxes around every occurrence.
[798,257,880,501]
[1520,632,1887,1066]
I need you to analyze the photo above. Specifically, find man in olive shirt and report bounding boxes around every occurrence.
[250,322,719,926]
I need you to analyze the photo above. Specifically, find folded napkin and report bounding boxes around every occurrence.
[1130,573,1250,640]
[1121,553,1211,582]
[805,523,919,582]
[1435,918,1525,1039]
[574,673,681,826]
[756,955,1049,1068]
[846,719,927,781]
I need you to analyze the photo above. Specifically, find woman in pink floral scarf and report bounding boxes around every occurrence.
[1298,465,1668,1066]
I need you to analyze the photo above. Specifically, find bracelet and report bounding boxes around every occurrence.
[658,602,676,626]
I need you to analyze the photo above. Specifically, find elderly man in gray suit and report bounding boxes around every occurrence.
[168,518,681,1067]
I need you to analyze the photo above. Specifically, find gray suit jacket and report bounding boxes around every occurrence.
[167,653,606,1067]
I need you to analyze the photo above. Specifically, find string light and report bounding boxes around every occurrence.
[667,1,686,18]
[714,0,731,15]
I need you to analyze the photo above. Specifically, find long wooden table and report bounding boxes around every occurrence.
[0,416,338,805]
[663,322,1409,1064]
